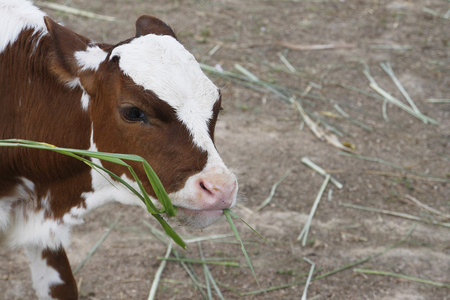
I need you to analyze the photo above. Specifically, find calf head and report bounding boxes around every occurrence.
[45,16,237,228]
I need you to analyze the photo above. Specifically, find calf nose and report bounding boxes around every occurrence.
[198,177,237,210]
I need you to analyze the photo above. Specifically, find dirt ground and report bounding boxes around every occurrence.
[1,0,449,299]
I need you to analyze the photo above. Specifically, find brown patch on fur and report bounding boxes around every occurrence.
[42,248,78,300]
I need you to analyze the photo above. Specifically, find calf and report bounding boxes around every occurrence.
[0,0,238,299]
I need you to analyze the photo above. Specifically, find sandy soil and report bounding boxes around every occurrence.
[1,0,449,299]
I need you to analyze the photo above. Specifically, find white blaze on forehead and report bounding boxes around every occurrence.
[110,34,219,152]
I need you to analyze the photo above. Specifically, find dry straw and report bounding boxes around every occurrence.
[302,257,316,300]
[36,2,117,22]
[340,202,450,228]
[301,157,343,189]
[256,169,292,211]
[148,242,172,300]
[200,63,356,152]
[242,223,417,296]
[353,269,450,288]
[362,63,438,125]
[298,174,331,246]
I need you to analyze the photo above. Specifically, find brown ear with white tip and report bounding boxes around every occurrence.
[44,16,96,92]
[135,15,176,39]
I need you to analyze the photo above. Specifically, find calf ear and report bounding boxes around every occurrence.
[135,15,177,39]
[44,17,94,89]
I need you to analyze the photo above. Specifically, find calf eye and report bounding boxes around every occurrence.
[121,106,147,123]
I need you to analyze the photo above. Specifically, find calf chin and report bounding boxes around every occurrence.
[174,207,224,229]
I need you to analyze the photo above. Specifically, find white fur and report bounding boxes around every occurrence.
[0,179,72,249]
[82,173,148,210]
[80,90,90,110]
[75,45,107,71]
[0,0,47,53]
[74,46,107,110]
[110,35,220,153]
[65,78,91,110]
[25,245,63,300]
[65,77,81,90]
[5,207,71,249]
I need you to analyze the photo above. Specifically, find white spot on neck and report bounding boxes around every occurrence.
[81,90,90,110]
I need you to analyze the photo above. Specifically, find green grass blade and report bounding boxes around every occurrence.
[153,214,186,249]
[142,160,175,216]
[224,209,260,288]
[353,268,450,288]
[2,139,162,214]
[0,140,145,202]
[0,139,184,247]
[198,242,226,300]
[227,210,271,245]
[87,162,162,214]
[157,257,240,267]
[0,139,131,165]
[125,164,161,213]
[198,242,213,299]
[0,139,162,213]
[206,267,225,300]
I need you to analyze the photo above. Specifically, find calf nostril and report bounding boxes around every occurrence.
[199,181,212,194]
[199,181,206,190]
[197,178,237,209]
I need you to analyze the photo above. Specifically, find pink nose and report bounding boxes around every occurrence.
[197,178,237,210]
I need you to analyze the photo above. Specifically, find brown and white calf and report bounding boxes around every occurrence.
[0,0,237,299]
